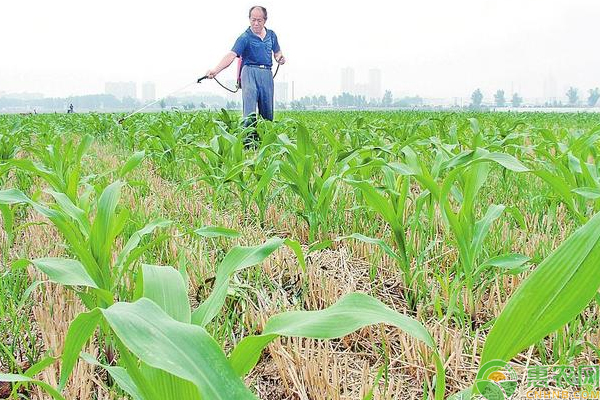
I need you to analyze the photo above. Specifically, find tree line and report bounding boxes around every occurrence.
[470,87,600,108]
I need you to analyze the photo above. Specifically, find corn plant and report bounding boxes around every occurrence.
[450,210,600,399]
[0,239,445,400]
[275,123,343,241]
[0,149,166,309]
[0,120,28,249]
[190,122,257,207]
[10,134,93,205]
[528,125,600,223]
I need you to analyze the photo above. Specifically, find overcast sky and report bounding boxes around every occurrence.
[1,0,599,101]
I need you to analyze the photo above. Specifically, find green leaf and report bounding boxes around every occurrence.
[193,226,241,239]
[0,203,14,244]
[142,264,191,323]
[119,151,145,178]
[337,233,403,264]
[480,152,529,172]
[90,181,124,286]
[192,237,285,326]
[0,374,66,400]
[480,211,600,367]
[345,180,396,227]
[250,160,281,203]
[31,258,99,288]
[572,187,600,200]
[80,353,143,400]
[7,356,59,397]
[480,253,531,270]
[308,240,333,253]
[59,309,102,390]
[115,219,172,272]
[284,238,306,273]
[101,299,256,400]
[140,363,201,400]
[45,190,91,237]
[471,204,505,260]
[0,188,32,205]
[229,292,436,377]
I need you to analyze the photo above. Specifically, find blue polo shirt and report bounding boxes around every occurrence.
[231,27,280,68]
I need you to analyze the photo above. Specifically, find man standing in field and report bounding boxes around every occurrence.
[206,6,285,141]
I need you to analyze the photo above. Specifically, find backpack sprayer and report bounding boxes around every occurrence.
[117,58,280,124]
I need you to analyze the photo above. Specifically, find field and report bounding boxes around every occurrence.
[1,110,600,399]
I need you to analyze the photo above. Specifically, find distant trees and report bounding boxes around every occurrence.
[0,93,232,112]
[494,90,506,107]
[382,90,393,107]
[588,88,600,107]
[121,96,139,109]
[566,87,579,105]
[290,100,305,110]
[471,89,483,108]
[296,95,328,108]
[332,92,367,107]
[393,96,423,107]
[511,93,523,108]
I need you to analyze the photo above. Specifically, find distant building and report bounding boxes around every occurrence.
[368,68,382,100]
[543,76,557,103]
[105,81,136,100]
[141,82,156,102]
[341,67,382,100]
[354,83,369,98]
[341,67,355,94]
[275,81,289,104]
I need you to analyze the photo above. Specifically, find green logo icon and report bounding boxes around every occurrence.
[475,360,518,400]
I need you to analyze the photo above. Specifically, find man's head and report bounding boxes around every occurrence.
[249,6,267,34]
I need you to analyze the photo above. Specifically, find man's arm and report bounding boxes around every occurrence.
[206,51,238,78]
[274,50,285,65]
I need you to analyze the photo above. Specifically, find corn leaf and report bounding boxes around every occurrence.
[193,226,240,238]
[118,150,145,178]
[0,374,66,400]
[480,211,600,366]
[101,299,256,400]
[229,293,436,376]
[142,264,191,323]
[192,237,285,327]
[80,353,143,400]
[31,258,99,289]
[59,309,102,390]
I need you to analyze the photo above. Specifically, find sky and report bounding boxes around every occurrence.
[1,0,599,101]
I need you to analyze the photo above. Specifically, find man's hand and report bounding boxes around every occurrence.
[205,69,218,79]
[276,55,286,65]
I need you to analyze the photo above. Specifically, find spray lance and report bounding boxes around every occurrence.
[117,58,280,124]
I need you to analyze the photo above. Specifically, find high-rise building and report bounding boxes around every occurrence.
[275,81,289,104]
[543,75,557,103]
[291,81,295,102]
[368,68,382,100]
[341,67,355,94]
[105,82,137,100]
[142,82,156,102]
[354,83,369,98]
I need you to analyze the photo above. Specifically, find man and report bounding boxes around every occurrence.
[206,6,285,134]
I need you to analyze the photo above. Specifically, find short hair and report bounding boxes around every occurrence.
[249,6,267,20]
